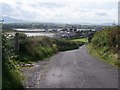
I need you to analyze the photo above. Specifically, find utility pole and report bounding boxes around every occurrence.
[0,20,4,30]
[15,32,19,54]
[0,19,4,90]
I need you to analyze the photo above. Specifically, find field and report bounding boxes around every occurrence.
[70,38,88,43]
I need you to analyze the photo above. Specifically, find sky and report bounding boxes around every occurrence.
[0,0,119,24]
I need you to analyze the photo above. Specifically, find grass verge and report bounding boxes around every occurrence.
[87,43,120,67]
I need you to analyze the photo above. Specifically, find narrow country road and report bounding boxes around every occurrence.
[23,45,118,88]
[38,45,118,88]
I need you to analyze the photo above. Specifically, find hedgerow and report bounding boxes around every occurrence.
[90,26,120,67]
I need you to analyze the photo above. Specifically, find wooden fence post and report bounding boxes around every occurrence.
[15,32,19,53]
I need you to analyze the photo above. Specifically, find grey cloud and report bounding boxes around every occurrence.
[31,2,64,9]
[17,9,36,19]
[1,3,22,19]
[96,12,108,16]
[1,3,13,14]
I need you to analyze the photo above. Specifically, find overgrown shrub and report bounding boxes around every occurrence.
[92,29,111,49]
[109,27,120,53]
[92,26,120,53]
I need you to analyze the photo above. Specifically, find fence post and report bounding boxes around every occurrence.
[15,32,19,53]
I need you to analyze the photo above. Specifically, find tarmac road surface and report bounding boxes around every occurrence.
[38,45,118,88]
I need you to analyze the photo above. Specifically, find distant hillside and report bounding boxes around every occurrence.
[2,16,28,23]
[2,17,113,26]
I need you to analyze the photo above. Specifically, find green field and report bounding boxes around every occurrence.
[71,38,88,43]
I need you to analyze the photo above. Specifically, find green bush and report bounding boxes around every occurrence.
[92,29,111,48]
[109,27,120,53]
[92,26,120,53]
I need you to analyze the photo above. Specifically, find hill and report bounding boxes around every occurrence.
[2,16,28,23]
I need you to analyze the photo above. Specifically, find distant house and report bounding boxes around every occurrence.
[55,29,76,38]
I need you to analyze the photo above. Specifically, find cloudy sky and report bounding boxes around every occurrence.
[1,0,119,24]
